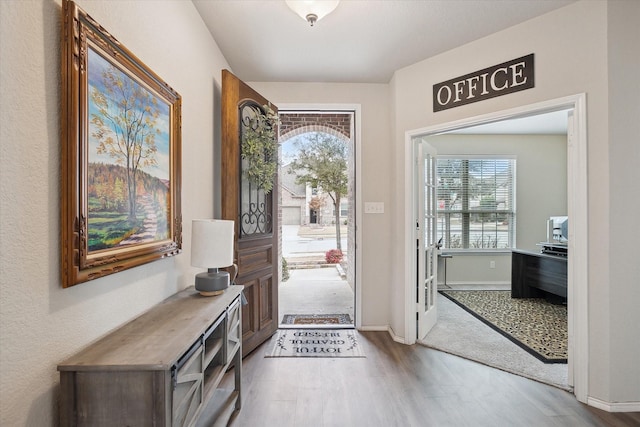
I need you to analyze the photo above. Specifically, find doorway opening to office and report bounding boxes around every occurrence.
[408,95,588,399]
[277,110,357,329]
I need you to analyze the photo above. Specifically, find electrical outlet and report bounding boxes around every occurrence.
[490,260,496,269]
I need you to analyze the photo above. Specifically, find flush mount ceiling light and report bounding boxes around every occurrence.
[285,0,339,26]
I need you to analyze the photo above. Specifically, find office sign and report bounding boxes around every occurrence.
[433,54,534,112]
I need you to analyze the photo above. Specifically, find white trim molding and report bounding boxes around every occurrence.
[386,325,410,344]
[358,325,391,332]
[587,397,640,413]
[357,325,409,344]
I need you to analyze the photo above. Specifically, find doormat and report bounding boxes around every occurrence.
[281,313,352,325]
[440,290,567,363]
[265,329,365,358]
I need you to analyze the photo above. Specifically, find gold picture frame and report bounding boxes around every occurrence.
[60,0,182,287]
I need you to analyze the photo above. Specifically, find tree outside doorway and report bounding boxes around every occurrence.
[289,132,348,251]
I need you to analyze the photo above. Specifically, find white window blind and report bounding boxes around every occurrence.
[437,156,516,250]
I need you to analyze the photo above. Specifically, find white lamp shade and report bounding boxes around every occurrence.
[191,219,235,269]
[285,0,339,23]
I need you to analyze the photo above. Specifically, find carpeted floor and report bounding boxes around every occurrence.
[440,290,567,363]
[422,293,569,390]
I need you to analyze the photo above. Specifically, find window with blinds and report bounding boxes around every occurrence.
[436,156,516,250]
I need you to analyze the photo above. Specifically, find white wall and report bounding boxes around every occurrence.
[247,82,392,329]
[2,1,638,422]
[390,0,639,406]
[429,133,567,285]
[0,1,230,425]
[606,0,640,404]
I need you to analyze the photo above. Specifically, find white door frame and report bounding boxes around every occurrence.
[403,94,588,403]
[278,103,363,329]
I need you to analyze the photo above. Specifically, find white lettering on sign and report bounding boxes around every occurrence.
[433,54,534,112]
[436,85,452,106]
[466,75,480,99]
[510,61,528,87]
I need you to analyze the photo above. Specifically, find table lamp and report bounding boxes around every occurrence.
[191,219,237,296]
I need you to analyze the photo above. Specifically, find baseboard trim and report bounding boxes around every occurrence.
[587,397,640,412]
[358,325,389,332]
[357,325,409,344]
[386,325,409,344]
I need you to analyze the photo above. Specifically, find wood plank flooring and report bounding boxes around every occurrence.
[219,331,640,427]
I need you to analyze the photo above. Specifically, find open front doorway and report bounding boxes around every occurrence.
[277,110,357,328]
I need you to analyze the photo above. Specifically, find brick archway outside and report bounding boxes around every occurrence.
[278,112,353,228]
[279,113,351,143]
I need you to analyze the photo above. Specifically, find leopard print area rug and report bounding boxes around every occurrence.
[440,290,567,363]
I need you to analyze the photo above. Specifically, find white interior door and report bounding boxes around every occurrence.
[416,140,438,340]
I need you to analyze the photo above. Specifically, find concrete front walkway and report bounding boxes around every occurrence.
[278,267,354,324]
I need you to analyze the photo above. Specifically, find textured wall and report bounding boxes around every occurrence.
[391,0,639,407]
[606,0,640,404]
[2,2,638,422]
[0,1,229,425]
[390,0,609,345]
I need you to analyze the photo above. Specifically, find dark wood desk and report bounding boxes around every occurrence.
[511,249,567,303]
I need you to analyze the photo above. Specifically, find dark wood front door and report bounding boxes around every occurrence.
[221,70,279,356]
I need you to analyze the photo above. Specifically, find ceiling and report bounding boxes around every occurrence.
[193,0,575,84]
[193,0,573,135]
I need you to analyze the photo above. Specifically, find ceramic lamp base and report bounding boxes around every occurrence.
[195,268,229,297]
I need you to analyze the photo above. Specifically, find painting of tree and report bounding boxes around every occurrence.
[60,0,182,286]
[91,63,160,221]
[87,48,171,251]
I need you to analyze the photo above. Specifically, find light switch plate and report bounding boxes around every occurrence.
[364,202,384,214]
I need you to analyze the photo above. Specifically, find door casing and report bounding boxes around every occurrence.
[278,103,363,329]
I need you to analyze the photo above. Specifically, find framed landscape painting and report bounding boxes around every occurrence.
[61,0,182,287]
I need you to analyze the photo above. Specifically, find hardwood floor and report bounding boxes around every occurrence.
[220,331,640,427]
